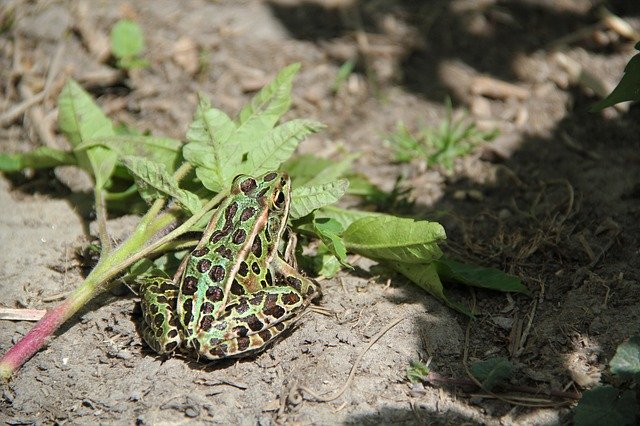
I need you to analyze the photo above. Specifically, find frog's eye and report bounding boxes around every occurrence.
[273,190,287,209]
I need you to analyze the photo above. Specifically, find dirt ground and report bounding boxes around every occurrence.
[1,0,639,424]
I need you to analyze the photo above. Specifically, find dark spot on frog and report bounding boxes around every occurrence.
[209,265,225,282]
[263,304,285,319]
[165,341,178,352]
[206,286,223,302]
[167,329,178,339]
[251,261,261,275]
[285,276,302,291]
[232,228,247,244]
[201,302,214,314]
[197,259,212,273]
[200,315,213,331]
[182,300,193,323]
[244,314,263,332]
[240,207,256,221]
[240,178,257,194]
[235,299,250,315]
[281,292,301,306]
[215,245,233,261]
[251,236,262,257]
[249,293,264,306]
[182,276,198,295]
[225,202,238,220]
[154,313,165,328]
[236,336,250,352]
[237,261,249,277]
[263,172,277,182]
[232,325,249,337]
[265,270,273,286]
[258,330,272,342]
[230,279,245,295]
[191,247,209,257]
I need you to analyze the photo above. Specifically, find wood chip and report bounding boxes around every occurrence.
[0,308,47,321]
[471,76,530,100]
[172,36,199,76]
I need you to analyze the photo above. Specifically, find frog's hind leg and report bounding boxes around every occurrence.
[196,259,319,360]
[139,277,183,355]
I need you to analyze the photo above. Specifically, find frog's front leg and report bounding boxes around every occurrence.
[139,277,183,355]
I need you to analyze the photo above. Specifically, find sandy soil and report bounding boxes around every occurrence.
[1,0,639,424]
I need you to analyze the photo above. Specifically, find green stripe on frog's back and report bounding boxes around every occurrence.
[231,177,292,297]
[175,174,285,338]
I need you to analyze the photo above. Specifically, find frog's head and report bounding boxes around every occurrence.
[230,171,291,218]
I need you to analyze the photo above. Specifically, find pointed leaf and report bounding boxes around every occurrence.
[184,95,239,191]
[574,386,638,426]
[391,262,471,316]
[290,179,349,219]
[284,154,336,187]
[76,135,182,172]
[122,156,201,214]
[591,42,640,111]
[110,20,145,59]
[312,217,349,267]
[315,206,384,230]
[246,119,325,175]
[470,357,515,391]
[58,80,117,188]
[610,336,640,381]
[435,258,531,295]
[0,147,77,171]
[235,63,299,152]
[343,216,445,263]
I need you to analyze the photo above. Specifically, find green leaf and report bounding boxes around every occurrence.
[290,179,349,219]
[304,154,357,187]
[470,357,515,391]
[391,262,472,316]
[58,80,117,188]
[183,95,238,192]
[312,217,350,267]
[435,258,531,295]
[315,206,384,230]
[343,216,445,263]
[591,42,640,110]
[235,63,299,152]
[246,119,325,175]
[0,147,77,171]
[317,254,342,278]
[574,386,639,426]
[284,154,335,187]
[406,360,431,383]
[110,19,145,59]
[76,135,182,172]
[610,336,640,381]
[122,156,201,214]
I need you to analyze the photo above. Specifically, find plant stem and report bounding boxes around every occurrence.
[94,186,112,256]
[0,191,224,380]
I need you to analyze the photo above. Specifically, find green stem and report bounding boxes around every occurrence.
[94,186,112,256]
[0,190,224,380]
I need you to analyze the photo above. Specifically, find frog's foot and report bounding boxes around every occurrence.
[139,277,183,355]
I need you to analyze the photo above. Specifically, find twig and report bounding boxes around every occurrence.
[0,308,47,322]
[300,317,405,402]
[424,371,581,400]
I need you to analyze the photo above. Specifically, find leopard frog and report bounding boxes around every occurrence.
[139,171,319,360]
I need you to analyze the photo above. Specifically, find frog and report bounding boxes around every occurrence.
[138,171,319,360]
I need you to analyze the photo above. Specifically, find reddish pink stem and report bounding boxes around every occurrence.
[0,301,70,376]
